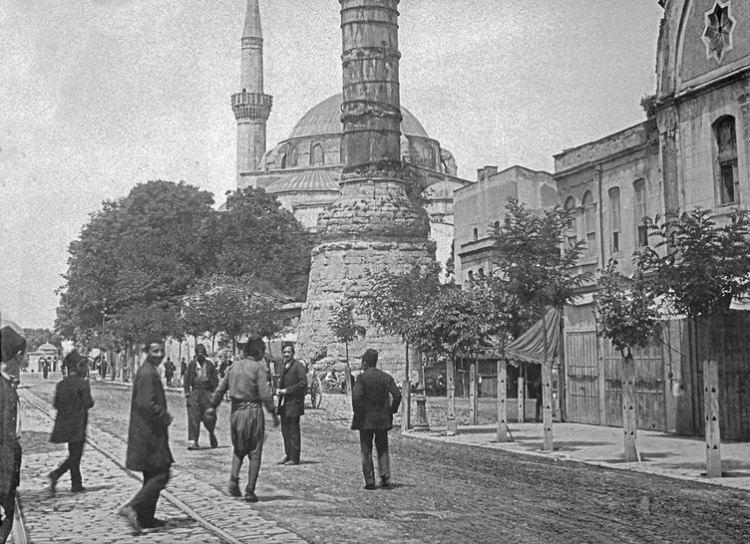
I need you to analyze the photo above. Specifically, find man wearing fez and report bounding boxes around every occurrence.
[275,342,307,465]
[48,350,94,494]
[0,326,25,544]
[351,348,401,490]
[183,344,219,449]
[119,338,174,531]
[207,337,278,502]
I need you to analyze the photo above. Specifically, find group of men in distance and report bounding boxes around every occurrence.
[0,326,403,538]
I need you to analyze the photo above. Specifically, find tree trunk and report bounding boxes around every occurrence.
[497,359,509,441]
[469,359,478,425]
[703,359,722,477]
[446,356,457,435]
[622,351,638,462]
[541,310,553,452]
[517,363,525,423]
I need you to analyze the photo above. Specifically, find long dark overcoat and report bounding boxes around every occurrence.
[50,375,93,443]
[0,375,21,496]
[278,360,307,418]
[351,367,402,431]
[125,361,174,472]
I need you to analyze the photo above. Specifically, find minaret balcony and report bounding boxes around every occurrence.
[231,91,273,120]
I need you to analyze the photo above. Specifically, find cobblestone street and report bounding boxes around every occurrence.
[14,375,750,543]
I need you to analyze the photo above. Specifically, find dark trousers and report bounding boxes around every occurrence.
[0,491,16,544]
[187,389,215,442]
[129,468,170,527]
[359,429,390,485]
[51,440,85,488]
[280,416,301,463]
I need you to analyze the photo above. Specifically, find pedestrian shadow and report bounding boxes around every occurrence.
[258,495,295,502]
[162,516,199,529]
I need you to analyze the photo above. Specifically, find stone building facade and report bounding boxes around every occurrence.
[453,0,750,438]
[454,165,557,284]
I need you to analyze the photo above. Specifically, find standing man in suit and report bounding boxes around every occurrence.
[118,338,174,531]
[48,351,94,494]
[275,343,307,466]
[183,344,218,450]
[351,349,402,490]
[0,326,25,544]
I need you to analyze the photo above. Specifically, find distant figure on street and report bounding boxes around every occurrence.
[48,351,94,494]
[531,375,543,423]
[179,357,187,380]
[207,337,278,502]
[183,344,219,450]
[163,358,176,387]
[0,326,26,544]
[275,343,307,466]
[99,356,108,381]
[41,357,50,379]
[118,339,174,531]
[351,349,401,490]
[218,352,233,379]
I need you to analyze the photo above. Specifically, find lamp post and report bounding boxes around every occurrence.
[413,352,430,431]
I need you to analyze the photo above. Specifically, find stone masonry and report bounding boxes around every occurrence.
[296,0,436,379]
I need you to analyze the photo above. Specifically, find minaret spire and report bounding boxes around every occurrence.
[232,0,272,186]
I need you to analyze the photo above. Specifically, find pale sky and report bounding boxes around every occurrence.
[0,0,664,329]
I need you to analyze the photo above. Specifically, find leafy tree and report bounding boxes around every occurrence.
[22,329,63,352]
[181,275,285,351]
[637,208,750,319]
[56,180,216,343]
[409,284,493,362]
[215,187,313,300]
[360,263,441,373]
[492,199,590,324]
[328,298,365,362]
[595,260,662,356]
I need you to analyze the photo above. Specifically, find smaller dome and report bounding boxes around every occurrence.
[423,179,462,200]
[37,342,58,352]
[266,169,341,194]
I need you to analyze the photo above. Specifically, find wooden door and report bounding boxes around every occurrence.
[564,329,600,424]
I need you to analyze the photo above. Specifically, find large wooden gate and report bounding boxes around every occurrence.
[565,327,668,430]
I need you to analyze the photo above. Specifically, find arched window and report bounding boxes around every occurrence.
[582,191,596,255]
[633,179,648,247]
[563,196,578,248]
[473,227,478,241]
[279,152,287,169]
[288,146,298,168]
[713,116,738,204]
[311,143,325,166]
[608,187,621,254]
[468,270,474,283]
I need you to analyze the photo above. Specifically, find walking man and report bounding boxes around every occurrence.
[183,344,218,449]
[163,357,176,387]
[206,337,278,503]
[48,351,94,494]
[0,326,25,544]
[275,342,307,465]
[119,339,174,531]
[351,349,401,490]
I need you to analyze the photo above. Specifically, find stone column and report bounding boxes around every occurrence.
[296,0,435,380]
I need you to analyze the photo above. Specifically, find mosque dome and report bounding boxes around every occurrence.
[288,93,430,139]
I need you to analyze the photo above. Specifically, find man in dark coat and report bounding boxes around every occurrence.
[275,343,307,465]
[183,344,219,449]
[206,338,278,502]
[118,339,174,531]
[48,351,94,494]
[351,349,401,490]
[0,326,25,544]
[163,358,175,387]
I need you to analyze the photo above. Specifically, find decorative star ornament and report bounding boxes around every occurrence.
[702,1,736,63]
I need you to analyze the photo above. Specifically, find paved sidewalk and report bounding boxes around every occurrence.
[404,422,750,491]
